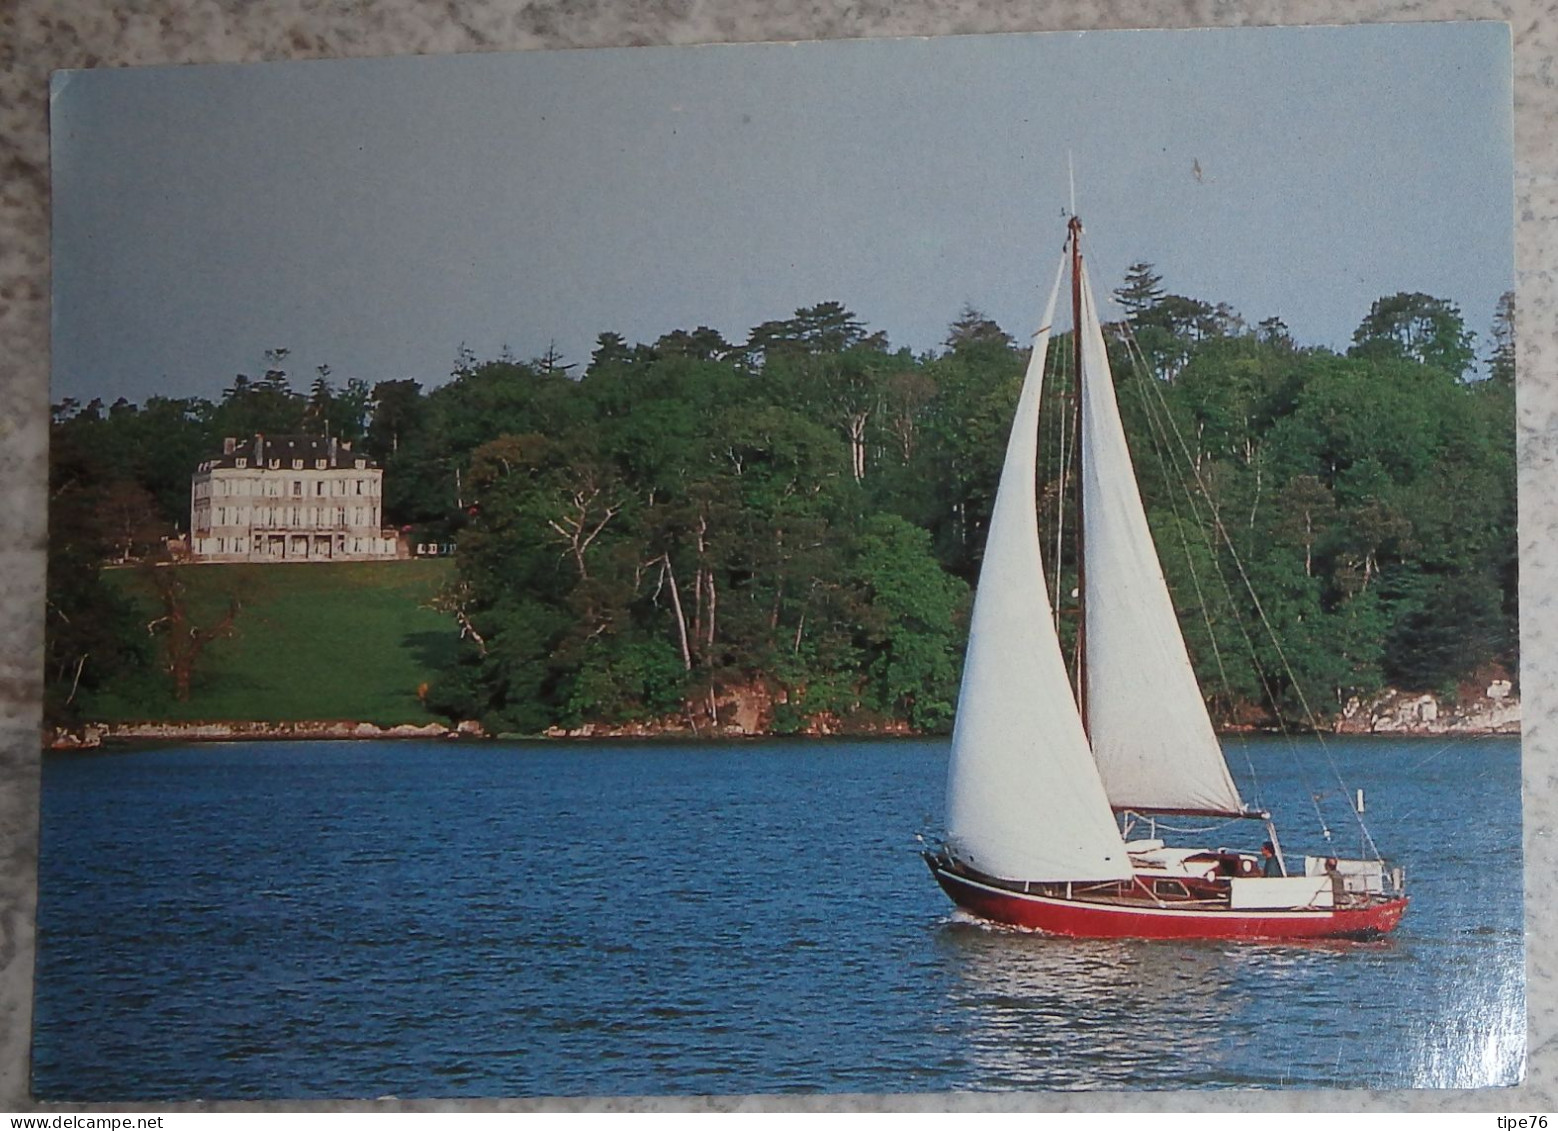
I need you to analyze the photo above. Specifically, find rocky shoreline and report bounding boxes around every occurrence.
[47,685,1520,750]
[1331,685,1521,737]
[50,718,487,749]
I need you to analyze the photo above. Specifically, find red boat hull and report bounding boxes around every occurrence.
[933,864,1407,941]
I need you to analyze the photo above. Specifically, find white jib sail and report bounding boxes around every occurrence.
[1076,262,1245,816]
[946,255,1133,882]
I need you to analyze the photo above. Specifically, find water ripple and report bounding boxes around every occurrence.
[34,736,1523,1098]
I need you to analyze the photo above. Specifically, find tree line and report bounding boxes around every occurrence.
[46,280,1517,733]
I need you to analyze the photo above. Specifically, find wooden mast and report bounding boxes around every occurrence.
[1069,213,1088,736]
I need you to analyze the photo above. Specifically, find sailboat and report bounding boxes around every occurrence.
[924,215,1408,940]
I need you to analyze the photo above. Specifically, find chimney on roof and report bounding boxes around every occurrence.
[328,435,339,463]
[254,434,265,465]
[222,436,236,455]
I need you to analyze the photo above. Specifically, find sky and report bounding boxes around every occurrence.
[50,22,1515,404]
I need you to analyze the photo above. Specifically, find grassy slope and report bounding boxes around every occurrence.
[85,559,459,725]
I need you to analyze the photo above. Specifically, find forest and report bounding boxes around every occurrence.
[46,271,1518,735]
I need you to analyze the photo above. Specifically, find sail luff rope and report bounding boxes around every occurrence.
[1045,316,1071,624]
[1069,217,1089,729]
[1107,304,1379,860]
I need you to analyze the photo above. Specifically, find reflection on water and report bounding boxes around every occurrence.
[936,913,1231,1089]
[933,910,1523,1091]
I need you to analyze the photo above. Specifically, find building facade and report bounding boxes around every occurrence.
[190,434,399,562]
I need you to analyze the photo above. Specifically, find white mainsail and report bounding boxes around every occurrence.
[945,257,1133,882]
[1075,260,1246,817]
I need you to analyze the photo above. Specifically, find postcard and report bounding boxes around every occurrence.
[40,24,1520,1098]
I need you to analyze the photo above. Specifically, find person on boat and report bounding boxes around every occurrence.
[1324,857,1347,904]
[1261,841,1280,878]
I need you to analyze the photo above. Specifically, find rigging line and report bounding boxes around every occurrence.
[1109,309,1378,859]
[1103,297,1335,841]
[1111,318,1264,810]
[1404,734,1483,774]
[1109,300,1265,803]
[1110,314,1335,843]
[1079,248,1271,813]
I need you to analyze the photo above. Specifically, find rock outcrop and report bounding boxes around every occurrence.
[1334,682,1520,736]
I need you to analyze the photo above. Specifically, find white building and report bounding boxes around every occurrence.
[190,434,400,561]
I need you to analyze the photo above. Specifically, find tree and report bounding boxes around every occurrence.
[1145,294,1229,341]
[1488,290,1515,385]
[945,306,1014,352]
[882,370,938,464]
[45,416,149,722]
[367,379,424,458]
[533,342,576,377]
[1383,570,1507,692]
[217,354,304,436]
[780,350,884,482]
[1273,475,1335,579]
[744,302,886,365]
[143,565,242,702]
[852,513,968,730]
[304,366,335,433]
[1114,262,1165,320]
[334,377,372,443]
[1256,316,1294,350]
[95,480,168,563]
[653,326,733,362]
[588,332,637,375]
[1350,292,1476,379]
[49,286,1511,736]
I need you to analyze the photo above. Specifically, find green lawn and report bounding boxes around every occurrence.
[86,559,460,725]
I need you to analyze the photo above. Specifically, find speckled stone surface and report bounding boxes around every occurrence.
[2,0,1552,1112]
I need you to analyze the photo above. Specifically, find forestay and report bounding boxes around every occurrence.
[945,256,1133,882]
[1075,261,1246,817]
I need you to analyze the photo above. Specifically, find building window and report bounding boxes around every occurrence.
[355,459,366,470]
[293,481,302,497]
[316,459,327,469]
[355,480,364,495]
[315,481,324,496]
[236,458,247,468]
[292,459,303,469]
[269,459,280,469]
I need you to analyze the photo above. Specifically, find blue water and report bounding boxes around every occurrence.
[34,735,1523,1098]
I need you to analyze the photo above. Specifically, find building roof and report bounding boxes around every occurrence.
[199,434,380,472]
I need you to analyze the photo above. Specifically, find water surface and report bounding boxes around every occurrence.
[35,735,1523,1098]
